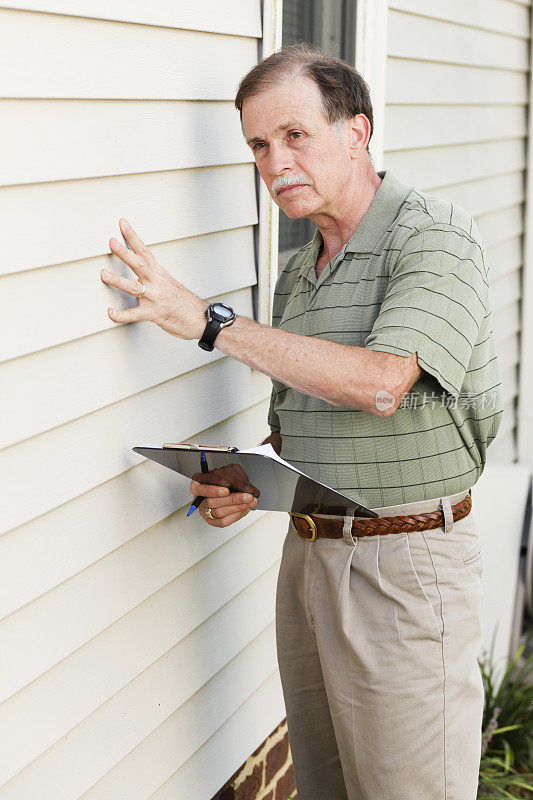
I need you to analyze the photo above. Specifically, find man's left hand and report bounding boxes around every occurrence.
[101,218,209,340]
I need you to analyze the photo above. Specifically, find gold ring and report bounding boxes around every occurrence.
[204,506,214,519]
[137,281,146,299]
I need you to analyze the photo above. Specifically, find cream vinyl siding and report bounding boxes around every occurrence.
[384,0,530,463]
[0,4,286,799]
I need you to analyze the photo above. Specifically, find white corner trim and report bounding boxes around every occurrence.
[355,0,389,172]
[517,19,533,467]
[256,0,282,327]
[257,181,280,327]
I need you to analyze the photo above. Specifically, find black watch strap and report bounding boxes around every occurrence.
[198,317,222,351]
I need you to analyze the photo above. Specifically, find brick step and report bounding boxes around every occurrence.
[210,719,297,800]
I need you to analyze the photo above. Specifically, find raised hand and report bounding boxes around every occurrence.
[101,218,208,339]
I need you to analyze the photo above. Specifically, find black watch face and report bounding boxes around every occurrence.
[211,303,234,322]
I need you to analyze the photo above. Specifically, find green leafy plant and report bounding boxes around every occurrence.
[477,625,533,798]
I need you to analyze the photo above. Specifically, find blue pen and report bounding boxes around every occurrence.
[186,451,209,517]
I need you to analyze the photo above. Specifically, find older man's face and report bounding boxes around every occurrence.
[241,76,352,218]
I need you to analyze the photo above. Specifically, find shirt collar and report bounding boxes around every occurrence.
[298,169,413,284]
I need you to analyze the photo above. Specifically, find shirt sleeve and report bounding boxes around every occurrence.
[364,223,489,397]
[267,384,281,432]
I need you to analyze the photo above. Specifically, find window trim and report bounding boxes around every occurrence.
[255,0,283,326]
[355,0,388,171]
[517,20,533,464]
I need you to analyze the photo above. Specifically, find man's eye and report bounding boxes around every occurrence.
[290,131,303,140]
[252,142,266,152]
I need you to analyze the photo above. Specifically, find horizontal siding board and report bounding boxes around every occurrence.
[0,359,272,535]
[495,331,520,375]
[487,235,522,281]
[0,226,256,362]
[491,269,521,313]
[429,171,525,218]
[0,557,281,787]
[0,509,283,712]
[77,656,279,800]
[1,286,254,450]
[80,671,283,800]
[385,2,525,470]
[491,298,521,340]
[388,9,529,70]
[384,105,527,151]
[0,1,262,37]
[501,362,519,406]
[0,520,285,796]
[492,300,520,346]
[387,58,528,107]
[148,672,284,800]
[0,164,258,274]
[501,390,517,418]
[502,377,518,414]
[0,100,252,186]
[0,400,272,619]
[487,430,515,461]
[488,433,515,461]
[495,404,515,440]
[0,10,257,98]
[384,139,526,191]
[476,203,523,249]
[2,653,280,798]
[389,0,530,38]
[387,58,528,105]
[498,406,516,438]
[0,0,280,796]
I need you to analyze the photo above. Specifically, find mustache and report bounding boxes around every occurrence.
[272,175,313,195]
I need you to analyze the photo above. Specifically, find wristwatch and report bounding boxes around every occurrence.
[198,302,237,351]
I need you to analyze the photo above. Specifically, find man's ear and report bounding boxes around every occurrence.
[348,114,371,158]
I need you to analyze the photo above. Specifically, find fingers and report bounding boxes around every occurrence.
[190,481,230,497]
[203,498,257,519]
[219,509,251,527]
[107,305,144,324]
[201,506,252,528]
[101,269,148,300]
[108,237,150,281]
[189,482,260,519]
[207,492,259,510]
[189,479,259,500]
[119,218,161,271]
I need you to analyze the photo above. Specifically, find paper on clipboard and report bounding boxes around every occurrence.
[136,442,310,479]
[237,443,309,476]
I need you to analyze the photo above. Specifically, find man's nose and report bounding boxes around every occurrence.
[266,141,294,177]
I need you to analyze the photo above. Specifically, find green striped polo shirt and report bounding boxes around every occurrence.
[268,169,503,508]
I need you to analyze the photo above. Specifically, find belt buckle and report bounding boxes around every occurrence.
[290,512,318,542]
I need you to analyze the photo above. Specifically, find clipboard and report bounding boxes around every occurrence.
[132,442,378,519]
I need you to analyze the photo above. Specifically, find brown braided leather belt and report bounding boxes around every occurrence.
[290,490,472,541]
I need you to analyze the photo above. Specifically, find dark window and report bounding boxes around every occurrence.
[278,0,356,271]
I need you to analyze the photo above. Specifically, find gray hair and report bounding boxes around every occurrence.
[235,42,374,155]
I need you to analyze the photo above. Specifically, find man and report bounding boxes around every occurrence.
[101,43,503,800]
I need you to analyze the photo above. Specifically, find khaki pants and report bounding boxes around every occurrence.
[275,492,484,800]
